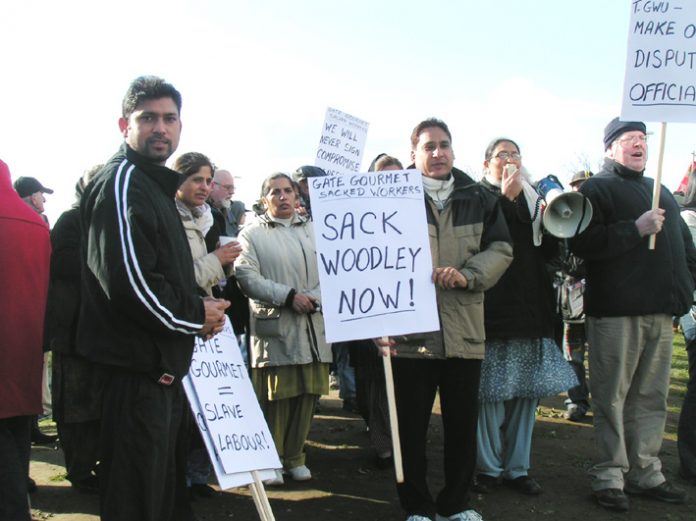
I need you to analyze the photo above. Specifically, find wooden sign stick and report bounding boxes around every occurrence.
[649,122,668,250]
[381,336,404,483]
[250,470,275,521]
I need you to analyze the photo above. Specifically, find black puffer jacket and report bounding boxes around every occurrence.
[570,158,696,317]
[77,144,205,380]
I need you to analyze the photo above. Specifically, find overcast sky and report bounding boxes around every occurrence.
[2,0,694,224]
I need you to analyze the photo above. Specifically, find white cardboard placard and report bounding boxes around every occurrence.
[621,1,696,122]
[309,170,439,342]
[315,107,369,176]
[183,319,280,489]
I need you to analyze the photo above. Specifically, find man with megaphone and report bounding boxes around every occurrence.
[571,117,696,512]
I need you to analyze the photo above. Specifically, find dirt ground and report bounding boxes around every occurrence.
[29,354,694,521]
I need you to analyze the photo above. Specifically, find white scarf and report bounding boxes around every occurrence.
[175,199,214,236]
[422,175,455,210]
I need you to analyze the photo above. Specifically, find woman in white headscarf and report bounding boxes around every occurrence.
[475,137,577,496]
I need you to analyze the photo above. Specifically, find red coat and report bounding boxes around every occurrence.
[0,159,51,419]
[677,162,696,193]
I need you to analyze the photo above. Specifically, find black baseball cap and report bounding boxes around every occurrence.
[13,176,54,198]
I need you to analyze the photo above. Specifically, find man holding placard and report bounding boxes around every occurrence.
[385,118,512,521]
[571,117,696,512]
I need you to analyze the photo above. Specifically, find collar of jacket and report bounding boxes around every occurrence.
[122,143,182,198]
[258,211,308,227]
[407,165,478,197]
[602,157,644,180]
[479,175,502,195]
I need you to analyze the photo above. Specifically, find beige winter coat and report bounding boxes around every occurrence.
[177,202,227,296]
[393,170,513,360]
[235,212,331,368]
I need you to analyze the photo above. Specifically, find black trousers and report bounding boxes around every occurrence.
[99,370,193,521]
[392,357,481,518]
[0,415,32,521]
[58,419,100,484]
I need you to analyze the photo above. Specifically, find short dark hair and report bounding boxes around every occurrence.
[173,152,215,179]
[122,76,182,120]
[484,138,521,160]
[410,118,452,148]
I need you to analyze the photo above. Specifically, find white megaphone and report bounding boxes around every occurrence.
[536,175,593,238]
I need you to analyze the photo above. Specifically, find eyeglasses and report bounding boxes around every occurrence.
[213,182,235,192]
[492,152,521,161]
[617,135,648,147]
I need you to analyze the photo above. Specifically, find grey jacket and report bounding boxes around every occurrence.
[177,201,227,297]
[235,212,331,367]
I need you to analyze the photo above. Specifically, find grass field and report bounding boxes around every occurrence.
[666,330,689,438]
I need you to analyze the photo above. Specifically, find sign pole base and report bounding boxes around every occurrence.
[381,337,405,483]
[250,470,275,521]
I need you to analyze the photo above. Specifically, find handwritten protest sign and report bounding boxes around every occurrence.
[309,170,439,343]
[622,1,696,122]
[184,319,280,489]
[315,108,369,176]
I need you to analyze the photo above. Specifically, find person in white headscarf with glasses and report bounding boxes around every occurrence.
[476,137,577,497]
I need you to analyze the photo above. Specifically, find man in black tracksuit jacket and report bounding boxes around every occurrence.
[77,76,228,521]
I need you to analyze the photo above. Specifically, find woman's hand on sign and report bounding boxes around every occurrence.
[373,336,397,356]
[432,266,468,290]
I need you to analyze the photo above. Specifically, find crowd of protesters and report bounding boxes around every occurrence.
[1,75,696,521]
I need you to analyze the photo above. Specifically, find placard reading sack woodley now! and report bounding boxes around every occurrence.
[309,170,439,343]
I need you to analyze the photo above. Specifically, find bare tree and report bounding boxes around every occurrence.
[563,151,604,181]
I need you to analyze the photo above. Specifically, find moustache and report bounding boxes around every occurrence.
[148,136,171,146]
